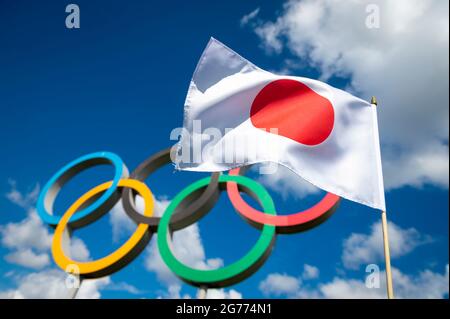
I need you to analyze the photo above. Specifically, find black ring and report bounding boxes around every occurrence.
[121,147,220,232]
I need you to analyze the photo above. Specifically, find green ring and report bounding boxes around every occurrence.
[157,174,276,288]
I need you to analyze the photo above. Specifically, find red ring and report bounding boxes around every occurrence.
[227,167,341,234]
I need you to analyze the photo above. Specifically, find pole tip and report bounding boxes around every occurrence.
[371,96,378,106]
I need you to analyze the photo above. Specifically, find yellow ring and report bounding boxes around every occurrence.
[52,179,154,277]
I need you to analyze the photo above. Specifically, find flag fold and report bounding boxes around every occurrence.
[174,37,386,211]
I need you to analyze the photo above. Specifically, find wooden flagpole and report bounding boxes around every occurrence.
[381,211,394,298]
[371,96,394,299]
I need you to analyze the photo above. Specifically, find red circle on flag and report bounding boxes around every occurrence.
[250,79,334,146]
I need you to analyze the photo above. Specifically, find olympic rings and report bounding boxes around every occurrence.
[37,147,341,288]
[36,152,128,228]
[121,147,221,231]
[157,175,276,288]
[227,166,340,234]
[52,179,154,278]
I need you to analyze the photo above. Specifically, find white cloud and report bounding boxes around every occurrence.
[257,164,321,200]
[240,8,260,26]
[109,195,170,242]
[76,277,111,299]
[144,196,224,287]
[155,284,241,300]
[0,269,68,299]
[0,269,109,299]
[389,264,449,299]
[342,221,432,270]
[5,180,40,210]
[257,221,447,299]
[109,199,137,242]
[258,265,320,297]
[144,197,243,299]
[1,186,243,299]
[157,284,192,299]
[0,268,139,299]
[259,264,449,299]
[204,289,242,299]
[0,210,52,252]
[318,277,385,299]
[245,0,449,191]
[157,286,242,299]
[319,265,449,299]
[383,143,450,189]
[70,237,91,261]
[145,223,224,286]
[0,181,143,299]
[302,264,319,280]
[0,202,54,270]
[4,249,50,270]
[259,273,301,297]
[0,208,91,268]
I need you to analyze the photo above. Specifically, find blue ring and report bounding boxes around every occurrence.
[36,152,127,226]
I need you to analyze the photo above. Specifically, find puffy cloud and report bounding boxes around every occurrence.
[109,195,170,242]
[204,289,242,299]
[0,187,54,270]
[1,182,91,268]
[0,268,141,299]
[0,181,145,299]
[0,269,109,299]
[143,197,243,299]
[69,237,91,261]
[4,249,50,270]
[389,264,449,299]
[257,164,321,200]
[302,264,320,280]
[5,180,40,210]
[342,221,432,270]
[109,199,137,243]
[0,269,68,299]
[318,277,385,299]
[156,285,242,299]
[0,210,52,252]
[157,284,192,299]
[76,277,111,299]
[144,195,224,286]
[145,223,224,286]
[257,219,446,299]
[319,265,449,299]
[259,273,301,297]
[245,0,449,191]
[0,208,91,268]
[259,264,449,299]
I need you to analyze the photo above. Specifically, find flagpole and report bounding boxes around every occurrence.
[197,286,208,299]
[371,96,394,299]
[62,227,83,299]
[381,211,394,298]
[68,278,83,299]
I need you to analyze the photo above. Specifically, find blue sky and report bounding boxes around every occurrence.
[0,0,448,298]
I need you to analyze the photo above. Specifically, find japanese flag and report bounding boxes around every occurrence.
[174,38,385,211]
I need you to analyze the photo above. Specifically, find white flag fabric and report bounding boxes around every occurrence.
[174,38,386,211]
